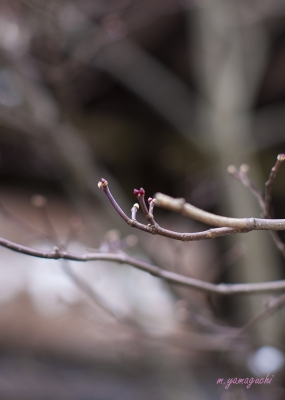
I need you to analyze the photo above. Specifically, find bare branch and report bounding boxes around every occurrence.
[227,164,265,212]
[228,155,285,257]
[98,177,285,233]
[155,192,257,229]
[0,234,285,295]
[154,191,285,232]
[61,260,120,321]
[238,293,285,337]
[265,154,285,215]
[224,293,285,355]
[98,178,252,241]
[0,158,284,302]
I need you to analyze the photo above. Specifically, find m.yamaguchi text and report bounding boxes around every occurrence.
[217,374,274,389]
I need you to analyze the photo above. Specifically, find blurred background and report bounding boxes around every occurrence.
[0,0,285,399]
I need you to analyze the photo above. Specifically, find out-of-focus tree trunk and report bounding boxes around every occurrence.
[190,0,282,342]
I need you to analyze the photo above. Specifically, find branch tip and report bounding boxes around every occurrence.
[277,154,285,162]
[227,165,237,174]
[98,178,108,189]
[240,164,249,173]
[131,203,140,220]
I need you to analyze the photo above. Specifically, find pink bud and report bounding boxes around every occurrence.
[139,187,145,196]
[133,189,140,196]
[101,178,107,183]
[148,197,153,203]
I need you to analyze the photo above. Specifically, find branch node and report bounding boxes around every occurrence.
[247,218,256,229]
[207,231,214,239]
[127,219,136,227]
[53,246,61,258]
[150,225,157,234]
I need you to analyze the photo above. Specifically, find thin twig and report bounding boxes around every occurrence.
[61,260,120,321]
[265,154,285,216]
[98,179,252,240]
[0,162,284,298]
[238,293,285,337]
[0,236,285,295]
[228,156,285,257]
[187,309,240,336]
[134,188,157,225]
[0,198,52,242]
[131,203,139,220]
[223,293,285,356]
[227,164,265,212]
[98,178,285,237]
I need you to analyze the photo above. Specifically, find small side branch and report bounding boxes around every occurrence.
[237,292,285,337]
[98,178,254,241]
[228,155,285,257]
[227,164,265,212]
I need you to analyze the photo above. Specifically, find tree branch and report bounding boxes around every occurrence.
[1,235,285,295]
[98,175,285,243]
[228,155,285,257]
[98,178,252,241]
[0,159,283,298]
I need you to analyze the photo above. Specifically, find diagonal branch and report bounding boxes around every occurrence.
[1,235,285,295]
[237,293,285,337]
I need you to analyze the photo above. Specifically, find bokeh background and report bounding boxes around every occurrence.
[1,0,285,399]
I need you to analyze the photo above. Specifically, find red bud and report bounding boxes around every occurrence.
[139,187,145,196]
[133,189,140,196]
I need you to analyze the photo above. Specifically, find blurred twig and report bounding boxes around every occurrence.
[228,155,285,257]
[61,260,121,321]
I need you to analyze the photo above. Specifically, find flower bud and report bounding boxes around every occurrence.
[277,154,285,161]
[98,178,108,188]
